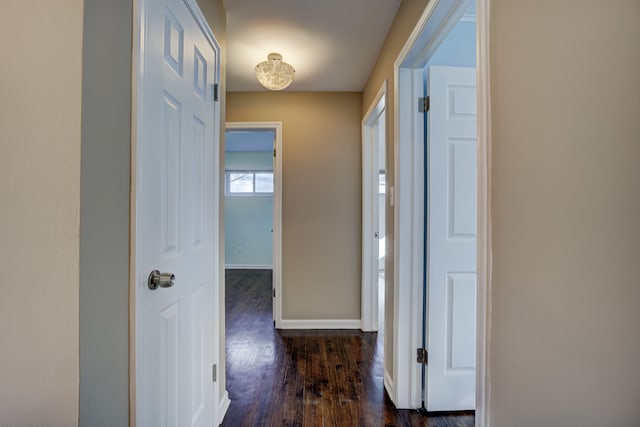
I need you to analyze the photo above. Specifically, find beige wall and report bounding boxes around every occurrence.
[0,1,83,425]
[361,0,430,384]
[490,1,640,425]
[227,92,362,320]
[196,0,228,406]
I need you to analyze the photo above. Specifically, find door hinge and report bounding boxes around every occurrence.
[213,83,219,102]
[417,348,428,365]
[212,364,217,382]
[273,148,276,158]
[418,96,430,113]
[273,288,276,298]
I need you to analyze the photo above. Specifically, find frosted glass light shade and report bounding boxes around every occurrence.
[255,53,295,91]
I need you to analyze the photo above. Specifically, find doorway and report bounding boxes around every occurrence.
[224,129,275,271]
[422,3,477,411]
[391,0,491,423]
[362,83,387,333]
[225,122,283,326]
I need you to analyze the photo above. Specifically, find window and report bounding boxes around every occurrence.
[226,171,274,195]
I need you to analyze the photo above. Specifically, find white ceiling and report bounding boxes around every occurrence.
[224,0,401,92]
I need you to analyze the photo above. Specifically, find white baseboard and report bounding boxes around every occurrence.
[361,318,379,332]
[384,369,396,406]
[217,390,231,425]
[278,319,361,330]
[225,264,272,270]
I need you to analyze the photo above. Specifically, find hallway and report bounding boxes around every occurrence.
[221,269,474,426]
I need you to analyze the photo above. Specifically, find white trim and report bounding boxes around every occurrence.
[225,264,273,270]
[390,0,440,407]
[187,1,225,422]
[217,390,231,425]
[475,0,492,425]
[361,80,387,332]
[391,67,425,409]
[384,369,395,402]
[225,122,283,329]
[278,319,361,330]
[363,80,388,125]
[397,0,439,69]
[391,0,490,418]
[460,13,476,23]
[413,6,468,70]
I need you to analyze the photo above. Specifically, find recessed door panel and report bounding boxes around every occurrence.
[448,85,476,118]
[161,92,182,257]
[190,285,205,425]
[448,138,477,239]
[164,8,184,76]
[447,273,476,371]
[160,303,180,427]
[193,47,207,99]
[191,115,205,248]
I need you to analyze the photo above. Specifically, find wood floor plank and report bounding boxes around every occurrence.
[222,269,474,427]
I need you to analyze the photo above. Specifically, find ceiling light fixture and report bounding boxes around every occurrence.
[255,53,295,91]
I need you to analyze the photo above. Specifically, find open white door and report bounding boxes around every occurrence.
[425,65,477,411]
[134,0,219,425]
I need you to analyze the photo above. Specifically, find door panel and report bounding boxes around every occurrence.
[425,66,476,411]
[190,285,205,423]
[160,303,180,427]
[161,92,182,256]
[447,273,476,370]
[136,0,217,425]
[191,116,205,246]
[449,138,476,237]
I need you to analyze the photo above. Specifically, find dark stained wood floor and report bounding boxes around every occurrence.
[222,269,474,427]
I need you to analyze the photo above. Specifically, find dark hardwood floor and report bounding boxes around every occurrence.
[222,269,474,427]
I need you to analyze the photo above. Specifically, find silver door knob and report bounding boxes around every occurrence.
[148,270,175,290]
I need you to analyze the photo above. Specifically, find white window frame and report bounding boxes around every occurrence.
[225,170,274,196]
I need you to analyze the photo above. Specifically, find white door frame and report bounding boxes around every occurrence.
[129,0,223,424]
[225,122,283,328]
[361,81,387,332]
[391,0,492,424]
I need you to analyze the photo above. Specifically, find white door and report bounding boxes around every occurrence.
[135,0,218,425]
[424,66,477,411]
